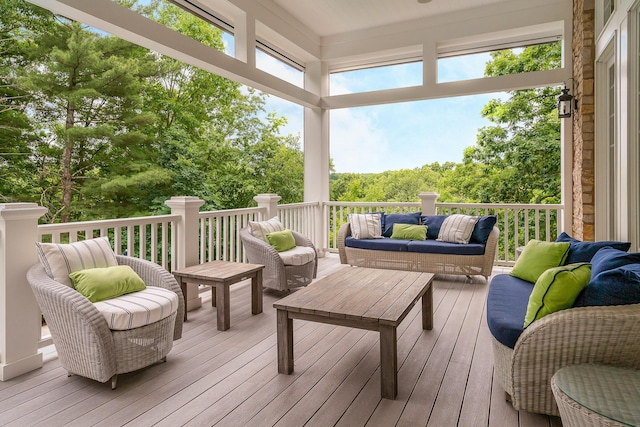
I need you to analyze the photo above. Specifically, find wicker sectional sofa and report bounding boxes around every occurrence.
[486,236,640,416]
[337,219,499,279]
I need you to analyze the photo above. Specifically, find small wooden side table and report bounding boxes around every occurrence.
[172,261,265,331]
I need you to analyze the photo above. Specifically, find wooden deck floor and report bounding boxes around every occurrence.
[0,255,561,427]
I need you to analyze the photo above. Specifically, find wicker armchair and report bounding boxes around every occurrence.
[27,255,184,389]
[239,226,317,291]
[491,302,640,416]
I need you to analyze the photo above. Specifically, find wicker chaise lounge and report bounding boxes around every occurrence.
[337,222,499,279]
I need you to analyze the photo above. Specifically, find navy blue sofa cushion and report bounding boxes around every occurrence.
[421,215,448,239]
[590,246,640,278]
[486,274,534,349]
[574,263,640,307]
[407,240,485,255]
[382,212,421,237]
[556,232,631,264]
[345,237,409,252]
[470,215,497,244]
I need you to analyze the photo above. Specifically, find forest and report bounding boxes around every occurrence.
[1,0,562,224]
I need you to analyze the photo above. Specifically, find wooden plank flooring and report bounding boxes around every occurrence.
[0,255,561,426]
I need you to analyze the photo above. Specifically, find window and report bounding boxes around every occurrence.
[256,47,304,88]
[604,0,615,24]
[608,63,617,237]
[329,61,423,96]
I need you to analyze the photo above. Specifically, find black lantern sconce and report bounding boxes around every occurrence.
[558,79,578,119]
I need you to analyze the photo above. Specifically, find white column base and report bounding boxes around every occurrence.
[0,352,43,381]
[186,283,202,312]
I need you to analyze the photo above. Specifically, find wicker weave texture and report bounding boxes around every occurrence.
[27,256,184,386]
[490,303,640,416]
[337,223,498,279]
[551,364,640,427]
[240,227,317,291]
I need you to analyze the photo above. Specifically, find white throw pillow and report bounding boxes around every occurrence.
[437,214,479,244]
[249,216,284,242]
[348,213,384,239]
[35,236,118,288]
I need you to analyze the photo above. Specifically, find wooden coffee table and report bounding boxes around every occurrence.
[274,267,434,399]
[172,261,264,331]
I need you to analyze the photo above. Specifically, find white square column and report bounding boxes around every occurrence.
[0,203,48,380]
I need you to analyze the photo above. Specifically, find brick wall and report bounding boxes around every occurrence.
[572,0,595,240]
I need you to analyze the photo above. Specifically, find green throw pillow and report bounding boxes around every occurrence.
[391,223,427,240]
[524,263,591,328]
[266,229,296,252]
[510,240,571,283]
[70,265,146,303]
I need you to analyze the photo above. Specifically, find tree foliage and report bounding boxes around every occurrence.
[2,0,304,222]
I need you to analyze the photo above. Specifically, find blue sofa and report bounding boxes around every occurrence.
[486,235,640,416]
[338,214,499,279]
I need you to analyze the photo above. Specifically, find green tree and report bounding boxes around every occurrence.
[458,42,562,204]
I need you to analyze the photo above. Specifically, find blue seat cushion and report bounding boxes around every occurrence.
[486,274,534,349]
[407,240,485,255]
[556,232,631,264]
[345,237,409,252]
[574,263,640,307]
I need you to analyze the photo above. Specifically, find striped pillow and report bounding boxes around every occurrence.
[437,214,479,244]
[348,213,384,239]
[249,216,284,242]
[35,237,118,288]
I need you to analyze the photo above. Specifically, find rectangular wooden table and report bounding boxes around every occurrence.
[273,267,434,399]
[172,261,265,331]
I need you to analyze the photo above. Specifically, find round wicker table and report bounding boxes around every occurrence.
[551,364,640,427]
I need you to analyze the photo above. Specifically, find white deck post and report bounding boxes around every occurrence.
[165,196,205,312]
[0,203,48,380]
[419,192,439,216]
[254,194,281,220]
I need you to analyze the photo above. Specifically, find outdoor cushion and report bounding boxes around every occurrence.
[407,240,485,255]
[35,237,118,288]
[523,263,591,328]
[93,286,178,330]
[574,263,640,307]
[437,214,478,244]
[345,237,409,252]
[249,216,284,242]
[510,240,570,283]
[266,229,296,252]
[69,265,146,303]
[470,215,497,244]
[391,223,427,240]
[486,274,534,349]
[590,246,640,278]
[278,245,316,266]
[382,212,421,237]
[348,213,384,239]
[421,215,448,239]
[556,232,631,264]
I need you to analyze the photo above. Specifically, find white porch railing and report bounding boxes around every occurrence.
[37,214,180,271]
[198,207,264,263]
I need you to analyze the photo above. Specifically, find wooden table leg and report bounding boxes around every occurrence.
[380,324,398,399]
[251,270,263,315]
[211,283,216,307]
[277,309,293,374]
[177,277,187,321]
[422,283,433,330]
[216,283,231,331]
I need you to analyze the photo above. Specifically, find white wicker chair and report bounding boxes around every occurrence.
[239,226,317,291]
[27,255,184,389]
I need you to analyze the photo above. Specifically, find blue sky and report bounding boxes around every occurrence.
[232,36,503,174]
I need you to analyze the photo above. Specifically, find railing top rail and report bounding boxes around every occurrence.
[437,202,563,210]
[38,214,181,231]
[199,207,264,217]
[278,201,320,209]
[324,201,421,207]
